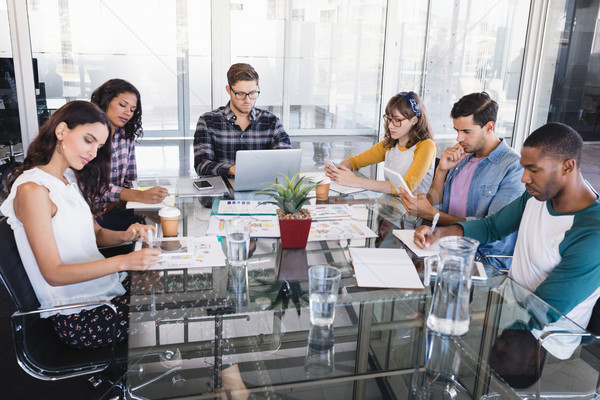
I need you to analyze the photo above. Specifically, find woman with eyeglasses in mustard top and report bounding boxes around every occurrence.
[325,91,436,196]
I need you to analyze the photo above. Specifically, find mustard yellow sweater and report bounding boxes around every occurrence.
[346,139,436,194]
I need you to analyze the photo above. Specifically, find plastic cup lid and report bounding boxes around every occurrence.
[319,177,331,184]
[159,206,180,218]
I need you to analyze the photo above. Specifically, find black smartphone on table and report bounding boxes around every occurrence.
[193,180,214,191]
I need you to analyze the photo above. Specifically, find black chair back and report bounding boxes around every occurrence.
[0,217,41,313]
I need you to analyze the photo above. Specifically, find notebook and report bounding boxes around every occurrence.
[233,149,302,191]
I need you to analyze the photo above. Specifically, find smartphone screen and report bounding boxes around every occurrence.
[193,180,214,190]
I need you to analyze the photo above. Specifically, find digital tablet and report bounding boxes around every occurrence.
[384,166,416,198]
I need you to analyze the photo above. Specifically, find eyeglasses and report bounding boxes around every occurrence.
[230,88,260,100]
[383,114,407,127]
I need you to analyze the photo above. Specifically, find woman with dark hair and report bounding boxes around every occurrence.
[91,79,169,229]
[325,91,436,195]
[0,101,160,349]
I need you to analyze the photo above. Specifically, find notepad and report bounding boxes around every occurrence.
[350,248,424,289]
[392,229,440,257]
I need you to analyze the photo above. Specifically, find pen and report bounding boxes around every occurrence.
[428,213,440,239]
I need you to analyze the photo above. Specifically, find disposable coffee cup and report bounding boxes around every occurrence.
[316,177,331,201]
[159,207,180,237]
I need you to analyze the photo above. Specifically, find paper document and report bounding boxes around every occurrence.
[217,200,278,215]
[206,215,280,237]
[350,248,424,289]
[304,204,356,220]
[329,181,366,195]
[126,195,176,210]
[393,230,440,257]
[134,236,226,270]
[309,220,377,241]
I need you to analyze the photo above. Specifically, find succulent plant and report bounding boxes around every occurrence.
[258,172,318,216]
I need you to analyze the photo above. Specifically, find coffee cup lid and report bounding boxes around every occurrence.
[159,206,180,218]
[319,177,331,184]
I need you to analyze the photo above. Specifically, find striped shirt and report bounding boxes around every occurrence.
[104,127,137,203]
[193,102,291,176]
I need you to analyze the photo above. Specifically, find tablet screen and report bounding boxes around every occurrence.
[384,167,415,197]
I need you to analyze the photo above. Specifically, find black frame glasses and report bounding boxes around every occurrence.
[383,114,407,127]
[230,88,261,100]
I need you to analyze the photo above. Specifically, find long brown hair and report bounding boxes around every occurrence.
[382,91,434,149]
[8,101,111,215]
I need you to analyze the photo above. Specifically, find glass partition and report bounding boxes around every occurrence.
[420,0,530,146]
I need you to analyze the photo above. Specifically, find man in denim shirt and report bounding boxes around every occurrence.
[399,92,523,269]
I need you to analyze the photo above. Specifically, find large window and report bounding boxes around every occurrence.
[5,0,531,177]
[529,0,600,189]
[391,0,530,144]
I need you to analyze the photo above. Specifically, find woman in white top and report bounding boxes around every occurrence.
[0,101,160,349]
[325,91,436,195]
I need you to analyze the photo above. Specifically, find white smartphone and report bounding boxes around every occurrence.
[384,167,416,198]
[325,158,340,169]
[193,180,214,191]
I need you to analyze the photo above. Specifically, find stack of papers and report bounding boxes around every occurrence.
[350,248,424,289]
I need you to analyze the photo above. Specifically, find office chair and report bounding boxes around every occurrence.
[0,216,128,384]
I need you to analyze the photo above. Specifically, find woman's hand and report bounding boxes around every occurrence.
[122,223,156,243]
[120,248,161,271]
[325,164,360,187]
[138,186,169,204]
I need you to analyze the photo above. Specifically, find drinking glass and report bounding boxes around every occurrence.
[308,265,341,326]
[225,218,251,268]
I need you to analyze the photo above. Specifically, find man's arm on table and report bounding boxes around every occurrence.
[414,193,526,248]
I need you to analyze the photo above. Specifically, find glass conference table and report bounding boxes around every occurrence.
[123,183,600,400]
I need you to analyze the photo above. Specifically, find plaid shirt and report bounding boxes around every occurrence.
[193,102,291,176]
[104,127,137,203]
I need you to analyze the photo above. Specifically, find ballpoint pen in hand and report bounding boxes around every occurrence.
[428,212,440,240]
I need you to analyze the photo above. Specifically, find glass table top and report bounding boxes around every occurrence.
[124,186,599,400]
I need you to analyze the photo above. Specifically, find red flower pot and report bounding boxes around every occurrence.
[278,218,312,249]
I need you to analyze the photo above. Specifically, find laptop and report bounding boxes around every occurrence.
[233,149,302,191]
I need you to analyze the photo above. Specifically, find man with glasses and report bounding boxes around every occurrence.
[399,92,523,269]
[194,63,291,176]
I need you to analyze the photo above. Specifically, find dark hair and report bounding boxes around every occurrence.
[227,63,259,87]
[90,78,143,141]
[8,101,111,216]
[450,92,499,127]
[382,91,434,149]
[523,122,583,165]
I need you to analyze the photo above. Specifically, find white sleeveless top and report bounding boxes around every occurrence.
[0,168,126,317]
[384,144,434,193]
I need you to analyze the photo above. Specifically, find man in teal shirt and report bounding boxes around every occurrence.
[415,122,600,334]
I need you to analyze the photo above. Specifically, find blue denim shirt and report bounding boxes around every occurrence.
[440,139,524,269]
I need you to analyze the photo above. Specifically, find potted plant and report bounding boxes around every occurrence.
[258,172,317,248]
